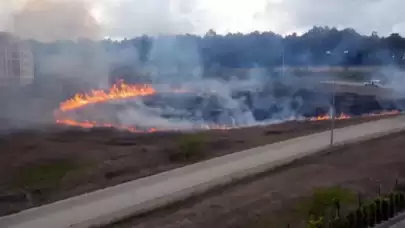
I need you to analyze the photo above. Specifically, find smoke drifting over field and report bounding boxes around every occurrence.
[7,0,100,42]
[0,1,405,131]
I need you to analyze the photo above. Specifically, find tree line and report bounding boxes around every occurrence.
[30,26,405,69]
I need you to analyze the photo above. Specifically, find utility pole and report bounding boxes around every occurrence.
[330,85,336,147]
[325,50,336,147]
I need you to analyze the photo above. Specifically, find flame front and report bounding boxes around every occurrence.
[310,113,351,121]
[54,81,230,132]
[309,110,400,122]
[59,81,156,112]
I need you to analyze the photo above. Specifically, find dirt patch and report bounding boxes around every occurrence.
[106,125,405,228]
[0,115,397,216]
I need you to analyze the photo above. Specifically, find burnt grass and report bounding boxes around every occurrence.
[0,115,397,216]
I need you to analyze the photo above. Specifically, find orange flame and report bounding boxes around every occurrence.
[310,113,351,121]
[56,119,158,133]
[309,110,400,122]
[59,81,156,112]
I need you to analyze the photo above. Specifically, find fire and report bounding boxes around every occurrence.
[56,119,158,133]
[59,81,156,112]
[310,113,351,121]
[54,81,160,133]
[309,110,401,122]
[367,110,401,116]
[54,81,402,133]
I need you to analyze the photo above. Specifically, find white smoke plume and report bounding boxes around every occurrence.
[3,0,100,42]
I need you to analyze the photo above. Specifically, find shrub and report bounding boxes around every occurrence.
[361,206,370,227]
[298,186,356,227]
[347,212,355,228]
[367,202,377,226]
[381,199,390,221]
[307,216,324,228]
[169,133,206,162]
[398,193,405,211]
[355,208,366,228]
[298,187,355,218]
[14,159,76,190]
[375,199,383,223]
[329,217,348,228]
[389,193,396,216]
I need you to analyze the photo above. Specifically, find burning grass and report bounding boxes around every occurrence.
[52,80,403,134]
[58,81,156,112]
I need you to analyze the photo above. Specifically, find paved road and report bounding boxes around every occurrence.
[321,80,367,87]
[319,80,405,99]
[1,116,405,228]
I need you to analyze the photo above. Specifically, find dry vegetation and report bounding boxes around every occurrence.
[107,127,405,228]
[0,115,396,216]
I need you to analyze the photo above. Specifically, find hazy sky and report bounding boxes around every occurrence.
[1,0,404,40]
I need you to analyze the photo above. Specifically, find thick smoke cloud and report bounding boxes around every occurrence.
[3,0,100,42]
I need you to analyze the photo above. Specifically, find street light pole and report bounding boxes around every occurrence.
[325,50,336,147]
[330,85,336,147]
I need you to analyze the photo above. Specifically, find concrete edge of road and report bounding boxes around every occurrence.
[95,120,405,227]
[1,117,405,228]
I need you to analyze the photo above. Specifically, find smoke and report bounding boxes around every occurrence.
[7,0,100,42]
[0,1,328,131]
[100,36,307,130]
[0,0,109,129]
[13,33,318,130]
[3,25,404,132]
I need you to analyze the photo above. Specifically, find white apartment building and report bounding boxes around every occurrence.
[0,32,34,86]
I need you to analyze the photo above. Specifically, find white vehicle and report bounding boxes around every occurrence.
[364,79,382,87]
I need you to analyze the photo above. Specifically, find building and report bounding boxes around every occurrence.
[0,32,34,86]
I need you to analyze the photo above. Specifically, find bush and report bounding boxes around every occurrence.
[381,199,390,221]
[169,133,206,162]
[14,159,76,190]
[291,184,405,227]
[355,208,366,228]
[367,202,377,226]
[347,213,355,227]
[329,217,348,228]
[389,193,396,216]
[398,193,405,211]
[298,187,356,227]
[307,216,324,228]
[361,206,370,227]
[375,199,383,223]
